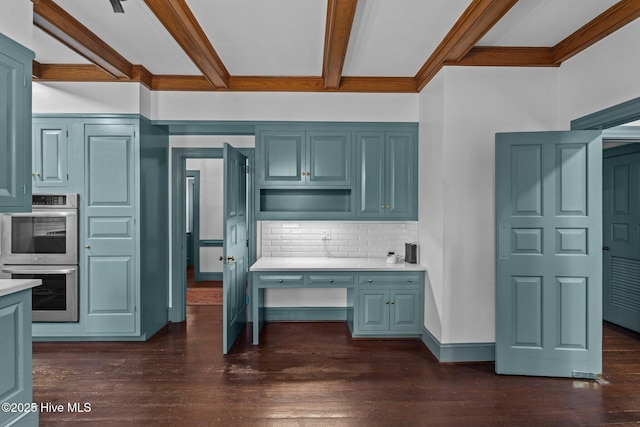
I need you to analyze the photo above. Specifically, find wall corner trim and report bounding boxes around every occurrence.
[421,327,495,363]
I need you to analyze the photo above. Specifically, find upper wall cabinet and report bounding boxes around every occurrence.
[32,122,69,190]
[356,131,418,220]
[255,123,417,221]
[0,34,34,213]
[31,118,86,194]
[258,129,352,187]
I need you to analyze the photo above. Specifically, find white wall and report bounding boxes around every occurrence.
[418,73,445,341]
[559,19,640,126]
[0,0,33,50]
[152,91,418,122]
[418,18,640,345]
[33,82,143,114]
[418,67,561,344]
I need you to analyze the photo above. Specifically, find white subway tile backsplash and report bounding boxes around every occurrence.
[259,221,418,258]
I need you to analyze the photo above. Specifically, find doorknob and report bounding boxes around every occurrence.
[220,256,235,266]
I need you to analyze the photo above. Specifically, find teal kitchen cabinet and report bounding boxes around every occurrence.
[31,118,85,194]
[0,288,38,427]
[354,273,423,337]
[0,34,34,213]
[356,131,418,220]
[257,128,352,187]
[32,122,69,189]
[31,116,169,341]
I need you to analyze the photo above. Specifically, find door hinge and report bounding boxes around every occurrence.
[23,184,27,195]
[23,76,27,87]
[66,130,69,137]
[572,371,599,380]
[244,165,250,174]
[245,295,249,305]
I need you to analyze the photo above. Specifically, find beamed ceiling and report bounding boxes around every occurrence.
[30,0,640,93]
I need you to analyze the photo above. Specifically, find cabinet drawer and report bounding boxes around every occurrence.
[358,274,421,286]
[257,274,305,286]
[308,274,354,287]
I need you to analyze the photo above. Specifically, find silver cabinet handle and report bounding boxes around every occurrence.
[368,278,373,283]
[84,245,91,249]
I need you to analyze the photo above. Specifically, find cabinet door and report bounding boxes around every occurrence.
[0,290,37,427]
[0,43,31,212]
[357,289,389,331]
[33,123,68,189]
[389,290,421,332]
[83,124,137,335]
[385,132,417,219]
[355,132,385,217]
[259,131,305,185]
[307,131,352,186]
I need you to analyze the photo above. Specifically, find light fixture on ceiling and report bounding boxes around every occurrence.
[109,0,126,13]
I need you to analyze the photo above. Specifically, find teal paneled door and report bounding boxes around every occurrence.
[385,132,416,218]
[83,124,137,334]
[495,131,602,378]
[603,149,640,333]
[223,144,248,354]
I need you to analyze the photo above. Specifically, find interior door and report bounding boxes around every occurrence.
[223,144,248,354]
[603,147,640,333]
[495,130,602,378]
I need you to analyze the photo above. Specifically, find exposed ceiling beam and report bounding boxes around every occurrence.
[151,75,417,92]
[32,0,133,79]
[34,64,118,81]
[414,0,518,91]
[322,0,358,90]
[553,0,640,64]
[448,47,557,67]
[32,60,42,79]
[143,0,230,89]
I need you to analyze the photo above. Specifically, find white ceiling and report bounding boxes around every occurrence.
[479,0,620,46]
[32,0,632,81]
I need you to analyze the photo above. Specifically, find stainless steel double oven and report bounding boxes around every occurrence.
[1,194,79,322]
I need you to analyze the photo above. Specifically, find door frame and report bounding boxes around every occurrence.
[186,170,200,276]
[170,147,255,323]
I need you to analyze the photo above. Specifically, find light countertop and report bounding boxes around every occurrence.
[0,279,42,298]
[250,257,426,272]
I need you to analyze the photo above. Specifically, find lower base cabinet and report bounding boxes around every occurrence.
[353,273,422,337]
[0,290,38,427]
[252,270,424,343]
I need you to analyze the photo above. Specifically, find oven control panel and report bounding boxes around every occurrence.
[32,194,78,209]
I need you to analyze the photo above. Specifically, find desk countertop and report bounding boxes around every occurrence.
[250,257,426,272]
[0,279,42,298]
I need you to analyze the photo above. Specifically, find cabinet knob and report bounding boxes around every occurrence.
[368,278,373,283]
[329,279,334,283]
[381,204,385,208]
[408,279,413,283]
[84,245,91,249]
[278,279,283,283]
[386,204,390,208]
[219,256,223,261]
[32,172,40,177]
[385,299,389,304]
[390,300,395,304]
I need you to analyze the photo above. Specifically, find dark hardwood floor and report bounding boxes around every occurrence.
[186,264,222,289]
[32,310,640,426]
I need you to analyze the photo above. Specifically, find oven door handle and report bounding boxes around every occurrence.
[1,267,76,274]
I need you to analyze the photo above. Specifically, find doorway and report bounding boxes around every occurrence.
[170,147,255,324]
[602,133,640,334]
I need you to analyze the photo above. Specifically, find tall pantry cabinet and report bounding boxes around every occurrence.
[31,116,170,340]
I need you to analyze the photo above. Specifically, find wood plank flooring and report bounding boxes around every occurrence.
[32,310,640,426]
